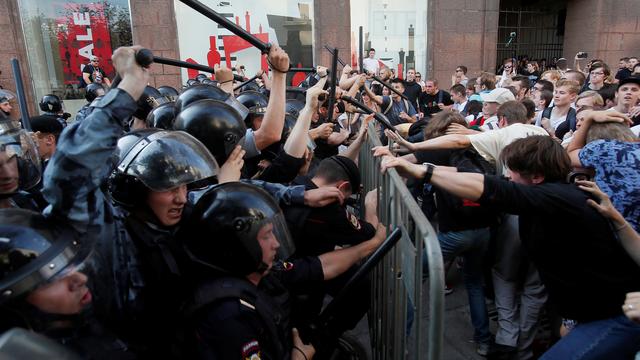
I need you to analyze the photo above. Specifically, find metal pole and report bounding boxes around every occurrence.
[359,26,364,73]
[10,59,31,132]
[372,75,410,101]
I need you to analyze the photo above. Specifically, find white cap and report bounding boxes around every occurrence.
[481,88,516,104]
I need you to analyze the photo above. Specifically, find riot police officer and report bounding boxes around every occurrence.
[75,83,106,123]
[0,121,41,210]
[0,208,132,359]
[178,181,386,359]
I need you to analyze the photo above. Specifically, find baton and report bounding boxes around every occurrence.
[110,48,154,89]
[372,75,410,101]
[326,48,339,124]
[340,95,395,131]
[324,45,346,67]
[10,59,31,131]
[153,56,244,81]
[177,0,270,54]
[233,74,261,91]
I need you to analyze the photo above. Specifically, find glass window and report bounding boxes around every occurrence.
[17,0,132,112]
[174,0,314,86]
[351,0,427,79]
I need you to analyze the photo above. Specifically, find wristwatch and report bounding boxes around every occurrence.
[423,162,436,183]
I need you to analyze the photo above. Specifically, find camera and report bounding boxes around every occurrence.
[577,52,588,59]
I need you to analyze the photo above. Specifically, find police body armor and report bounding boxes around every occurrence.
[186,273,292,360]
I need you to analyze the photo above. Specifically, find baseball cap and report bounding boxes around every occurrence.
[618,76,640,90]
[480,88,515,105]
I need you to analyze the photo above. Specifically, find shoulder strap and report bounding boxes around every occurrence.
[542,106,552,119]
[383,97,393,115]
[567,107,577,131]
[438,90,444,104]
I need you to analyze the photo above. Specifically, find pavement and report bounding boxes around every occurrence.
[350,264,496,360]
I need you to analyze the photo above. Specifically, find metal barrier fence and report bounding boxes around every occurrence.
[358,123,445,360]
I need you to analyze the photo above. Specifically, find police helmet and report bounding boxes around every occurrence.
[175,84,249,119]
[236,90,268,129]
[0,209,92,304]
[195,74,209,83]
[0,121,41,195]
[186,79,199,87]
[285,99,306,119]
[85,83,105,103]
[179,182,295,277]
[38,95,62,113]
[133,86,168,120]
[146,102,177,130]
[109,129,219,207]
[157,86,179,102]
[173,99,246,166]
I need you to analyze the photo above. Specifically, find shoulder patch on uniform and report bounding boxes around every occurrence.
[347,210,361,230]
[241,340,261,359]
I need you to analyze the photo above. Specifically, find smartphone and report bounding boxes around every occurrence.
[577,52,588,59]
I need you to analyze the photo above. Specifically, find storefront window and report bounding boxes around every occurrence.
[350,0,427,79]
[174,0,314,86]
[17,0,132,111]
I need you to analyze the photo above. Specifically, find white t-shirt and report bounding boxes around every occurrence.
[479,115,499,131]
[549,110,568,130]
[363,58,379,75]
[466,123,549,175]
[632,124,640,137]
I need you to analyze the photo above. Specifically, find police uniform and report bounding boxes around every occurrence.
[283,174,376,346]
[189,258,324,360]
[42,88,312,357]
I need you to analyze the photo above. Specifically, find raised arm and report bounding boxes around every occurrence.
[284,74,328,158]
[43,46,148,229]
[254,45,290,150]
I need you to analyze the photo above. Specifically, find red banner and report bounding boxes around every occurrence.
[56,3,114,84]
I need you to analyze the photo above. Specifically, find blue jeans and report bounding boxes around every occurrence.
[423,227,491,344]
[541,315,640,359]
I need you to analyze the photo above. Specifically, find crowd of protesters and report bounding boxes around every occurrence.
[0,41,638,360]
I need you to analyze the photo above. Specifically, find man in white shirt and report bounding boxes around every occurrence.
[363,48,380,76]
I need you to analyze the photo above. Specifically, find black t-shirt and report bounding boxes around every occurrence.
[478,176,640,322]
[403,80,422,110]
[415,149,496,232]
[615,68,632,81]
[418,90,453,117]
[83,64,107,84]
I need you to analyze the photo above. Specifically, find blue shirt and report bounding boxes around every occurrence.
[579,139,640,231]
[381,95,417,126]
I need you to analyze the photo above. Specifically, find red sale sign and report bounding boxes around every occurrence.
[56,3,114,84]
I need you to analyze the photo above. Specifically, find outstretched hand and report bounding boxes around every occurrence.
[218,145,245,184]
[380,155,426,179]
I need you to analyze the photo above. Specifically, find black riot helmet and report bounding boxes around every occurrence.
[179,182,295,277]
[195,74,209,83]
[0,208,93,304]
[236,90,268,129]
[146,102,177,129]
[285,99,306,119]
[133,86,168,120]
[157,85,179,102]
[38,94,62,113]
[85,83,105,103]
[175,84,249,119]
[173,99,246,165]
[186,78,199,87]
[109,129,219,207]
[0,121,41,196]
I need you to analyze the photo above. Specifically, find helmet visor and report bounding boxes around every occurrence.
[0,124,41,191]
[122,131,219,192]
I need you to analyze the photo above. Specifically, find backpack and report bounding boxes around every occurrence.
[541,106,577,139]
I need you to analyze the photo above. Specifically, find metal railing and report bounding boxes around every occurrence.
[359,123,444,360]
